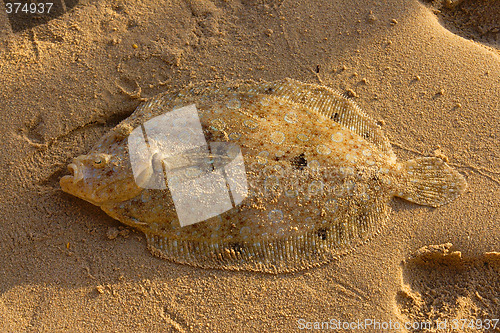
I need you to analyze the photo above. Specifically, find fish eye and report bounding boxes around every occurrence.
[92,154,109,168]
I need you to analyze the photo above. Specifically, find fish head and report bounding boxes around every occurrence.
[60,152,142,206]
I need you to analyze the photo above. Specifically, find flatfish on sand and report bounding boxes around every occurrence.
[60,78,467,273]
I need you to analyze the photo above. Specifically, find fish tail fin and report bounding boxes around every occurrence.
[396,157,467,207]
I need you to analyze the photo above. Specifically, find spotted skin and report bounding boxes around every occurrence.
[60,79,467,273]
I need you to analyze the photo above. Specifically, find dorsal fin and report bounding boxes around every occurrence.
[258,78,395,157]
[124,79,395,157]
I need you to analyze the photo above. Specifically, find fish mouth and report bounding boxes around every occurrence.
[67,163,84,184]
[60,157,86,186]
[60,162,101,205]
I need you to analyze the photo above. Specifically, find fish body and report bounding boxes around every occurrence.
[60,79,467,273]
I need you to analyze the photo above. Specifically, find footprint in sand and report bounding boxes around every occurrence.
[421,0,500,49]
[396,243,500,332]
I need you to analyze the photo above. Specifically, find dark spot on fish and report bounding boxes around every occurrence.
[363,132,370,139]
[315,65,320,73]
[204,130,214,142]
[105,170,114,177]
[265,87,274,94]
[317,228,328,240]
[333,112,339,121]
[291,153,307,170]
[227,242,244,254]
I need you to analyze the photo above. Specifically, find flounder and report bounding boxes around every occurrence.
[60,79,467,273]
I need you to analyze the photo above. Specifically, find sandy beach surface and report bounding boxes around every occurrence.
[0,0,498,331]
